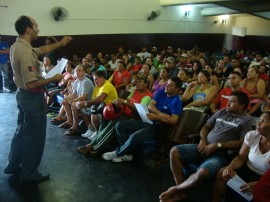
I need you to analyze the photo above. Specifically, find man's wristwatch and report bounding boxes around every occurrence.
[217,142,222,149]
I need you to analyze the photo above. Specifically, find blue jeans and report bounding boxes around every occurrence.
[0,63,9,90]
[115,119,159,156]
[5,88,47,181]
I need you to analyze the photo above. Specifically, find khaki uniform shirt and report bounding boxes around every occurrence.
[10,37,42,90]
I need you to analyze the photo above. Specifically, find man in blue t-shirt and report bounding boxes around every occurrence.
[0,35,10,92]
[102,76,183,163]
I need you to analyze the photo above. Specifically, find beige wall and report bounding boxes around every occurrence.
[235,16,270,36]
[0,0,268,36]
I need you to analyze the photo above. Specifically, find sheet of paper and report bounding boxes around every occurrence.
[135,103,153,124]
[44,58,68,79]
[227,175,253,201]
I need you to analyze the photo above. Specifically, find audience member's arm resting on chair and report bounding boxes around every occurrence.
[147,99,179,125]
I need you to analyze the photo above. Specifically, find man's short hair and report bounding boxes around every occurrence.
[166,57,175,63]
[118,61,126,67]
[93,70,106,79]
[169,76,182,89]
[93,58,101,64]
[137,75,149,84]
[76,64,85,72]
[229,71,242,78]
[230,91,250,110]
[15,16,33,35]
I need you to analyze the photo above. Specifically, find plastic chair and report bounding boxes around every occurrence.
[169,108,209,144]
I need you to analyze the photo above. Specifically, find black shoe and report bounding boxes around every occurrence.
[4,167,21,176]
[22,174,50,184]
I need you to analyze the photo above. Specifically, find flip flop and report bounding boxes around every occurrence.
[90,150,102,157]
[58,123,72,129]
[64,128,80,136]
[50,118,62,125]
[77,145,93,155]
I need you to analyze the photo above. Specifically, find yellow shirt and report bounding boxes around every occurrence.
[92,80,118,104]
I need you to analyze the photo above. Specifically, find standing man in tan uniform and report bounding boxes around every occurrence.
[4,16,72,184]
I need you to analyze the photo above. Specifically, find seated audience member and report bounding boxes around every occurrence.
[102,76,183,163]
[166,57,178,77]
[210,71,249,114]
[108,53,117,73]
[71,54,80,67]
[152,68,169,96]
[58,65,94,135]
[214,59,225,79]
[137,46,151,62]
[242,66,265,104]
[50,79,75,124]
[108,61,131,92]
[212,111,270,202]
[46,62,74,106]
[77,75,152,155]
[159,91,255,202]
[182,70,217,113]
[41,55,54,77]
[50,80,74,125]
[157,55,166,72]
[177,69,190,95]
[224,57,240,78]
[259,64,269,93]
[222,55,232,78]
[253,169,270,202]
[77,70,118,140]
[189,61,202,82]
[176,53,192,70]
[138,63,155,90]
[82,57,91,76]
[249,53,263,68]
[205,64,220,90]
[85,53,93,65]
[145,57,157,77]
[90,58,107,79]
[250,92,270,118]
[122,54,132,70]
[127,56,142,77]
[126,56,142,90]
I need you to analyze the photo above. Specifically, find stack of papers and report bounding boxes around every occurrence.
[44,58,68,79]
[134,103,153,124]
[227,175,253,201]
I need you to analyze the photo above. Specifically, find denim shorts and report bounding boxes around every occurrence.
[176,144,230,179]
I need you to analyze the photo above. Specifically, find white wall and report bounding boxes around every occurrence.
[0,0,268,36]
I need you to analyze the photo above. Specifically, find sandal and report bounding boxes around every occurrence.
[64,128,80,136]
[50,118,62,125]
[89,150,102,157]
[77,145,93,155]
[58,122,72,129]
